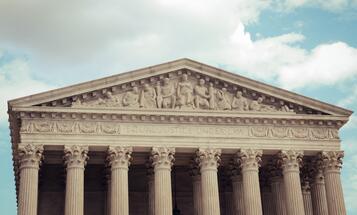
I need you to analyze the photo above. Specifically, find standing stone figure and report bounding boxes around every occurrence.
[122,86,140,108]
[140,83,157,108]
[231,91,248,111]
[208,83,216,110]
[160,78,176,109]
[155,82,163,108]
[216,88,231,110]
[194,79,210,109]
[176,74,194,109]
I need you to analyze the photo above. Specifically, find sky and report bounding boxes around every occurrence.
[0,0,357,214]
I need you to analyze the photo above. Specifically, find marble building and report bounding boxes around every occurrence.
[8,58,352,215]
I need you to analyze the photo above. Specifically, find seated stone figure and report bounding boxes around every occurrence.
[122,86,140,108]
[194,79,210,109]
[231,91,248,111]
[140,83,157,108]
[176,74,194,109]
[216,88,231,110]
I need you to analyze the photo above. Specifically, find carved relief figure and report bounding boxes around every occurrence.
[208,83,216,109]
[216,88,231,110]
[155,82,163,108]
[160,78,176,109]
[176,74,194,109]
[103,91,119,106]
[122,86,140,108]
[194,79,210,109]
[231,91,248,111]
[140,83,157,108]
[249,97,276,112]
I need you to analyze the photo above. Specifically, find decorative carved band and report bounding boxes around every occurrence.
[63,145,89,169]
[196,148,221,172]
[18,143,44,170]
[278,150,304,173]
[107,146,133,170]
[150,147,175,171]
[20,120,339,141]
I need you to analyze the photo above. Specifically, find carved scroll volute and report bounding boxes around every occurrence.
[196,148,221,172]
[277,150,303,173]
[320,151,344,173]
[18,143,44,169]
[237,149,262,172]
[150,147,175,170]
[63,145,89,169]
[107,146,133,170]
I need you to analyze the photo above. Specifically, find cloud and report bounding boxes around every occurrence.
[0,55,54,121]
[274,0,355,12]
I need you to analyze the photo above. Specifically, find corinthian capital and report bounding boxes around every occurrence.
[150,147,175,170]
[64,145,89,169]
[196,148,221,172]
[320,151,344,173]
[278,150,303,173]
[18,143,44,169]
[107,146,132,170]
[237,148,262,172]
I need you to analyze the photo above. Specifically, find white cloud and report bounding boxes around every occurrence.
[0,57,54,121]
[274,0,354,11]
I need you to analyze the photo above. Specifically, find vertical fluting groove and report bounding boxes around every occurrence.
[325,172,346,215]
[193,177,203,215]
[232,178,245,215]
[201,169,220,215]
[311,182,328,215]
[65,167,84,215]
[242,169,262,215]
[302,191,313,215]
[283,171,305,215]
[271,179,287,215]
[155,169,173,215]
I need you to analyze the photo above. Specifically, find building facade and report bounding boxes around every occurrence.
[8,59,352,215]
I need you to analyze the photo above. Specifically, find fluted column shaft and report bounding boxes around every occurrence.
[237,149,263,215]
[231,175,245,215]
[310,167,329,215]
[151,147,175,215]
[192,175,203,215]
[196,148,221,215]
[64,145,89,215]
[302,182,313,215]
[107,146,132,215]
[278,150,305,215]
[271,177,287,215]
[261,189,275,215]
[105,171,111,215]
[17,144,43,215]
[321,151,346,215]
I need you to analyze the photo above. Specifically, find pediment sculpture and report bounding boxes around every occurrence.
[71,73,295,113]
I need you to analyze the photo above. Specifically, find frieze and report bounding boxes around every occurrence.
[20,120,340,140]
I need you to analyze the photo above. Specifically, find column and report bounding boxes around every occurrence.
[104,168,111,215]
[196,148,221,215]
[270,176,287,215]
[321,151,346,215]
[231,173,245,215]
[150,147,175,215]
[17,143,44,215]
[190,162,203,215]
[64,145,89,215]
[107,146,132,215]
[301,181,313,215]
[237,149,263,215]
[278,150,305,215]
[146,163,155,215]
[310,159,329,215]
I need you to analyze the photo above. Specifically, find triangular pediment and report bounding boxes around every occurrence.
[8,58,352,116]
